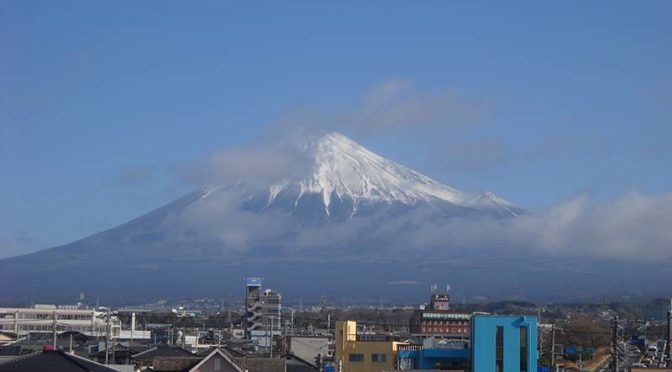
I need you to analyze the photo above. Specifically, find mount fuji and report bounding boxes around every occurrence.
[196,131,523,221]
[1,131,653,305]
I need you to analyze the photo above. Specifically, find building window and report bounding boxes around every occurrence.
[496,326,504,372]
[520,326,528,372]
[371,353,387,363]
[349,353,364,362]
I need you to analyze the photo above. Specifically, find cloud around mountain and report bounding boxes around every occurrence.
[163,184,672,262]
[165,131,672,262]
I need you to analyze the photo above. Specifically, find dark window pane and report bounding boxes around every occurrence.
[520,326,528,372]
[496,326,504,372]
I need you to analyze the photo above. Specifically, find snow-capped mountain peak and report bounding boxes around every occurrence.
[199,131,520,219]
[294,132,464,208]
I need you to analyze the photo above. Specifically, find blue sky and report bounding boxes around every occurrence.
[1,1,671,257]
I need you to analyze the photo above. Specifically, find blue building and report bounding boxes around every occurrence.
[471,315,537,372]
[397,340,470,370]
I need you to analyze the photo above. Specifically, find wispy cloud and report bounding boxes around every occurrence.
[266,78,493,139]
[388,280,421,286]
[173,141,313,187]
[116,165,154,187]
[348,78,491,135]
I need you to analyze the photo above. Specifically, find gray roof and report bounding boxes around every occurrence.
[0,350,118,372]
[132,345,194,361]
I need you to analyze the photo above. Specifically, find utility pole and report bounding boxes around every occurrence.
[52,311,57,349]
[270,316,274,359]
[227,294,232,327]
[105,309,111,364]
[130,313,135,344]
[290,308,295,336]
[550,325,556,368]
[578,352,583,371]
[611,316,619,372]
[322,296,327,323]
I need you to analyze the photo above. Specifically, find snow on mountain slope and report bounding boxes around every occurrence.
[196,132,520,218]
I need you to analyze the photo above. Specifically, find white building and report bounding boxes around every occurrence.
[0,304,120,338]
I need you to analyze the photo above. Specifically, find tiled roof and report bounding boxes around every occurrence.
[132,345,194,361]
[0,350,118,372]
[151,356,202,371]
[233,356,285,372]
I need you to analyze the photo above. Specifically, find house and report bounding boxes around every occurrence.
[150,347,286,372]
[90,341,150,365]
[0,349,118,372]
[133,344,196,369]
[284,352,319,372]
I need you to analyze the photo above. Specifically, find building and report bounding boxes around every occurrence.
[281,335,332,365]
[148,347,288,372]
[409,292,470,338]
[261,289,282,333]
[397,339,470,371]
[0,349,118,372]
[470,315,537,372]
[245,277,263,339]
[244,277,282,347]
[0,305,120,338]
[335,320,407,372]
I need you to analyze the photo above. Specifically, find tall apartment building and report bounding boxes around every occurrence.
[245,277,263,339]
[244,277,282,347]
[261,289,281,332]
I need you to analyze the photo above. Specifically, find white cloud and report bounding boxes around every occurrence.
[162,186,672,263]
[348,79,491,135]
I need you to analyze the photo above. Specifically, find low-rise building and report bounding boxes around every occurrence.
[335,320,407,372]
[0,305,120,338]
[281,335,332,365]
[397,339,470,370]
[0,349,118,372]
[409,292,470,339]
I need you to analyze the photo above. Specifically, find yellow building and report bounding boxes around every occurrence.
[335,320,407,372]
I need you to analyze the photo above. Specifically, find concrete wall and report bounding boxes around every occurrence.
[289,336,330,364]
